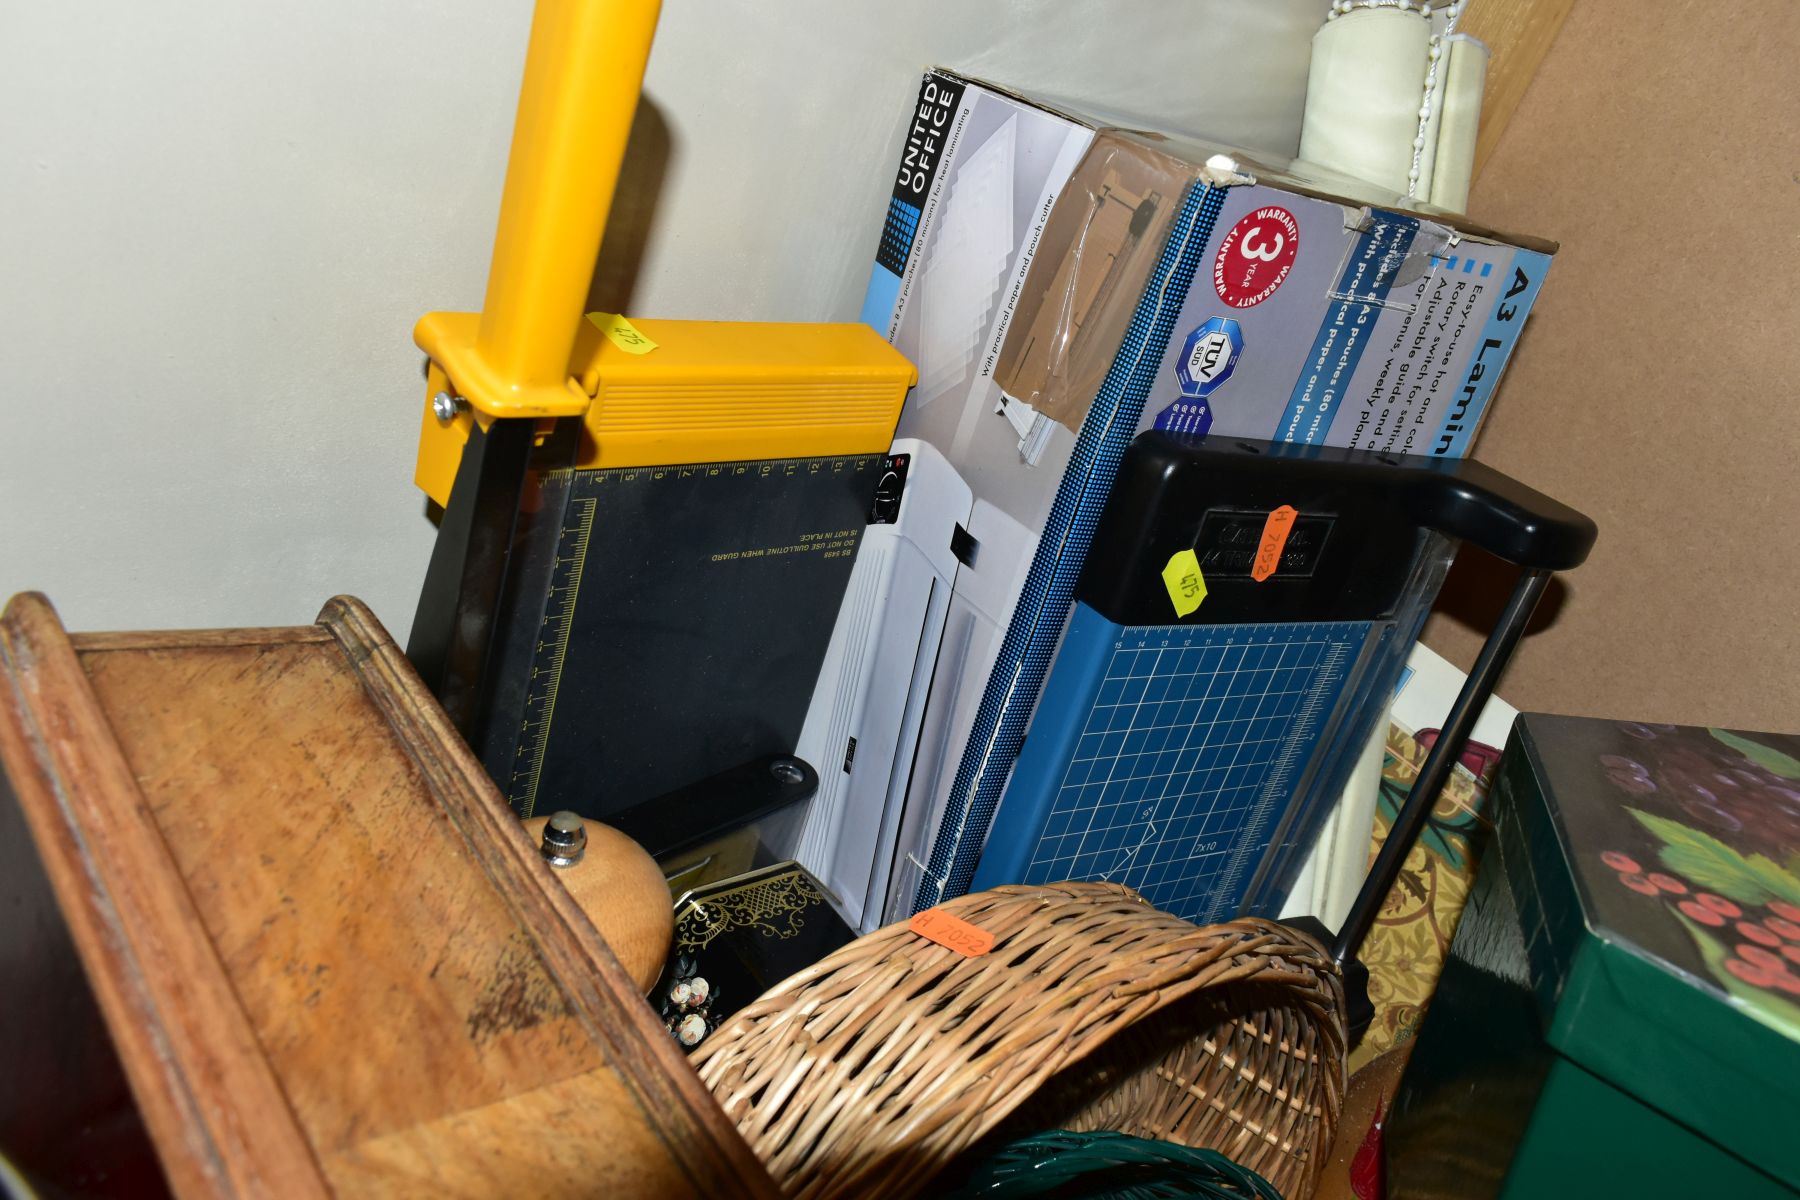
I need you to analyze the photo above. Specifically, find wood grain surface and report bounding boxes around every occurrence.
[0,593,327,1197]
[315,597,772,1197]
[521,813,676,994]
[0,732,171,1197]
[0,592,776,1198]
[1460,0,1578,180]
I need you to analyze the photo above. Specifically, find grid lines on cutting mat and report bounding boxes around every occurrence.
[1020,623,1355,921]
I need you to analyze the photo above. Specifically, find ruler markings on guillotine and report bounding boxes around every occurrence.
[510,495,598,818]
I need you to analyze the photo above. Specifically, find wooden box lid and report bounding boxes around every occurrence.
[0,593,773,1198]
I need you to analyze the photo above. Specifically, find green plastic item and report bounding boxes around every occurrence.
[1390,714,1800,1198]
[944,1130,1283,1199]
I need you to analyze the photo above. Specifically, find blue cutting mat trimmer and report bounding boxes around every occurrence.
[970,432,1596,931]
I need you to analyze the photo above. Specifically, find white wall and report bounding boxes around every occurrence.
[0,0,1327,639]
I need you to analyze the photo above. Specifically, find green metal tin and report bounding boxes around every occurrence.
[1390,714,1800,1198]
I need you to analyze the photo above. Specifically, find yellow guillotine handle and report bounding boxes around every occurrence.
[413,0,660,429]
[404,0,911,733]
[404,0,659,728]
[407,0,910,508]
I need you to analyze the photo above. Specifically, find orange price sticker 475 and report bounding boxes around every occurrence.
[1251,504,1298,582]
[908,908,995,957]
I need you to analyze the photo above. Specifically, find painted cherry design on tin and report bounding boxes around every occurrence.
[1592,727,1800,1011]
[1697,894,1742,919]
[1726,957,1781,987]
[1737,944,1784,971]
[1678,900,1726,927]
[1736,921,1780,947]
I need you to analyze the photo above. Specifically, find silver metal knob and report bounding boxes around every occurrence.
[540,810,587,867]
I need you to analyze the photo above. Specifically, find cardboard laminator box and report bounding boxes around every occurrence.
[866,71,1557,511]
[855,71,1559,919]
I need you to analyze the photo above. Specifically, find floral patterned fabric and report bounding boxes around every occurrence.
[1349,723,1498,1074]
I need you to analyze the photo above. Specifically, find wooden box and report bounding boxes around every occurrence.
[0,593,774,1198]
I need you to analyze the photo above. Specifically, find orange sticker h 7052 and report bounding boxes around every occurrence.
[1251,505,1298,582]
[909,908,995,957]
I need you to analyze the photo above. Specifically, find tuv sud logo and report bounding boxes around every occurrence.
[1155,316,1242,437]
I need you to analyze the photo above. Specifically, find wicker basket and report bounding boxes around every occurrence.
[691,882,1346,1200]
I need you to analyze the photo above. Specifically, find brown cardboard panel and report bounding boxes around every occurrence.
[1424,0,1800,728]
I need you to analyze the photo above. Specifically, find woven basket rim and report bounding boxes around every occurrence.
[692,882,1346,1200]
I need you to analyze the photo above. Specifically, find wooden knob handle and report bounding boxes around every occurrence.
[522,814,672,994]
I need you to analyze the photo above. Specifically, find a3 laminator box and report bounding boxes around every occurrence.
[800,70,1556,927]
